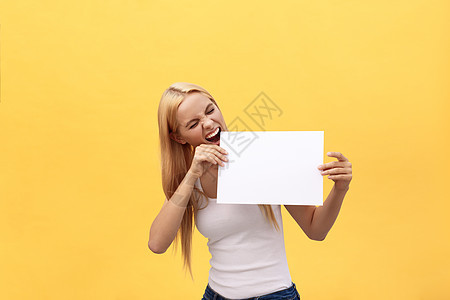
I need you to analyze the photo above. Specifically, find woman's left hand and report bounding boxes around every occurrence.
[317,152,352,191]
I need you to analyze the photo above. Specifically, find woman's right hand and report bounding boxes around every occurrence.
[189,144,229,178]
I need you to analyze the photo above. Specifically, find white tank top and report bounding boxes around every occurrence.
[195,179,292,299]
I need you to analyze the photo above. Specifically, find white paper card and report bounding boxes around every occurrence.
[217,131,323,205]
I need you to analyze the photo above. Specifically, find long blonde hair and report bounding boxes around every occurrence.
[157,82,279,277]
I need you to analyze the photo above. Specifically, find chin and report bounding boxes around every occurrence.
[204,139,220,146]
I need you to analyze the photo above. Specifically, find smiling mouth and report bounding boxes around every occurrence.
[205,127,221,143]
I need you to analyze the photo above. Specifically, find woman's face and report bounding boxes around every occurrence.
[170,92,227,148]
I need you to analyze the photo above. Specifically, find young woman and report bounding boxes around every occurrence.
[149,82,352,300]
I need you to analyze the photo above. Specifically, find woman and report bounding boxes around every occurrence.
[148,82,352,300]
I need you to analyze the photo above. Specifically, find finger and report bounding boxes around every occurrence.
[206,144,228,155]
[218,146,228,155]
[202,153,217,165]
[214,155,225,167]
[203,148,228,162]
[206,152,225,167]
[327,152,348,162]
[318,161,347,170]
[327,174,352,180]
[320,167,352,176]
[320,161,352,170]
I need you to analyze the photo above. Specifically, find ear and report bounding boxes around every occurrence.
[169,132,187,145]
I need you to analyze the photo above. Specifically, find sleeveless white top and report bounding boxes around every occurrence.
[194,178,292,299]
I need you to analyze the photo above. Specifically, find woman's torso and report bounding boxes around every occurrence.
[195,174,292,299]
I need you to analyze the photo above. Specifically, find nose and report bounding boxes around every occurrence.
[203,117,214,129]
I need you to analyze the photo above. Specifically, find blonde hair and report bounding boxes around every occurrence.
[157,82,279,277]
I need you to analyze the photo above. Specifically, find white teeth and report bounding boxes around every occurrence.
[206,128,219,139]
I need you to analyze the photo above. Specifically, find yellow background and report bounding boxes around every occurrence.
[1,0,449,299]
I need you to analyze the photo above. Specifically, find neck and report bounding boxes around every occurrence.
[202,165,218,182]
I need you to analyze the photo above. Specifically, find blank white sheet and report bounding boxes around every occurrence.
[217,131,323,205]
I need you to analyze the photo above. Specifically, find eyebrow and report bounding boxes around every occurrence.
[185,103,214,128]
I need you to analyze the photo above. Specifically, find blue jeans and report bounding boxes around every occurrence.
[201,282,301,300]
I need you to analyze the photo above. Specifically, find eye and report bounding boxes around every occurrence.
[188,108,214,129]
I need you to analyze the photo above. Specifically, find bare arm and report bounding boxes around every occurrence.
[148,171,199,254]
[148,144,228,254]
[285,184,349,241]
[285,151,352,241]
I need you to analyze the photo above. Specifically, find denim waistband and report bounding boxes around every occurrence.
[202,282,300,300]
